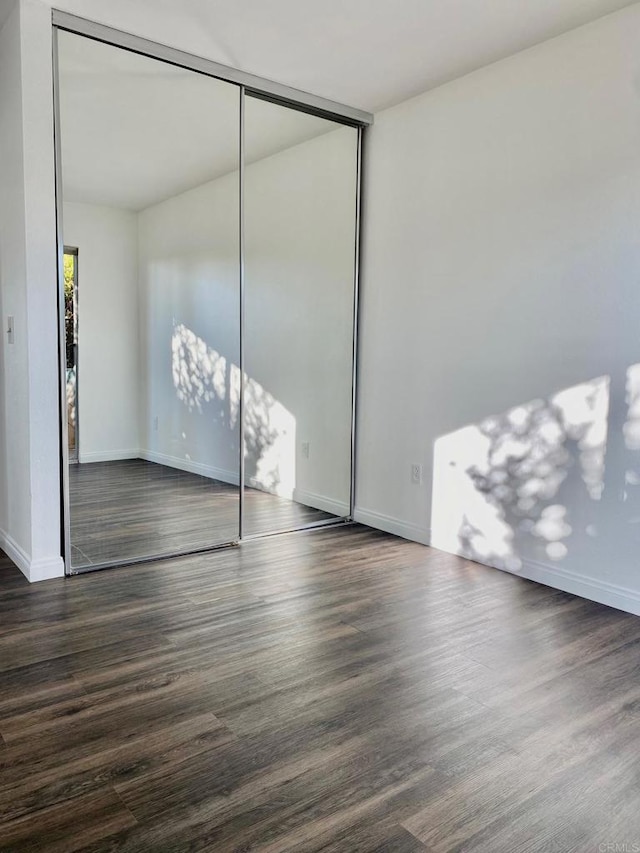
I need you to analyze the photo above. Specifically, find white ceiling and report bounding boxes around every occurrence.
[43,0,638,112]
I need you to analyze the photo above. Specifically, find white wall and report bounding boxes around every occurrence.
[138,127,356,514]
[0,0,29,560]
[137,171,240,483]
[0,0,63,581]
[356,4,640,614]
[63,202,140,461]
[244,125,356,514]
[21,0,63,581]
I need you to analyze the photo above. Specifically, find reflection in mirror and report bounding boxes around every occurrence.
[64,247,78,463]
[243,96,358,536]
[57,31,241,568]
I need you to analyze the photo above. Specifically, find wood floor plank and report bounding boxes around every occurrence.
[0,714,229,825]
[0,788,136,853]
[69,459,336,566]
[1,526,639,852]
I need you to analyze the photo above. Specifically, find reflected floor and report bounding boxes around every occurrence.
[69,459,336,567]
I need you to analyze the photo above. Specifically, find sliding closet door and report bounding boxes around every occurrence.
[56,31,241,569]
[242,95,359,536]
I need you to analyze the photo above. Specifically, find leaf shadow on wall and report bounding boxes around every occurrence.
[432,365,640,573]
[171,321,296,496]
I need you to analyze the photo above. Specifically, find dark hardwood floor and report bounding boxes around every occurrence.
[69,459,335,567]
[1,525,640,851]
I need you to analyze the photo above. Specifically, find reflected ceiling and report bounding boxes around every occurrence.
[58,31,337,211]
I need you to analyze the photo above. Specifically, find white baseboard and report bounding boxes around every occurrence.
[353,509,640,616]
[292,488,350,517]
[0,529,30,580]
[353,507,431,546]
[28,556,65,582]
[517,557,640,617]
[0,528,64,582]
[431,539,640,618]
[79,449,140,463]
[139,449,239,486]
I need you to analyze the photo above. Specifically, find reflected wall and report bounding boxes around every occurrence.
[243,96,358,536]
[57,30,241,568]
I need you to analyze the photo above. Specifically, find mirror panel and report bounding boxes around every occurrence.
[57,31,241,568]
[243,95,358,536]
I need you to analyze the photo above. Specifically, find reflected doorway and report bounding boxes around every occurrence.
[64,247,78,463]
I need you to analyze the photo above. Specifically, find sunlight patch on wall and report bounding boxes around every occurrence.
[171,322,296,497]
[432,376,609,571]
[624,364,640,451]
[553,377,608,501]
[172,322,227,412]
[245,379,296,498]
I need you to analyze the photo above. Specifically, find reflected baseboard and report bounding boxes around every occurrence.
[292,488,349,517]
[78,449,140,463]
[139,449,239,486]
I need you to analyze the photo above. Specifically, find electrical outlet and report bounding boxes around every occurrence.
[153,416,159,431]
[301,441,310,459]
[411,463,423,485]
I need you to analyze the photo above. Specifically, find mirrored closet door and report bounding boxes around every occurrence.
[55,20,364,573]
[242,95,359,537]
[56,31,241,569]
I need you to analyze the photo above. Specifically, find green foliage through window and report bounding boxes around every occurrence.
[64,253,76,369]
